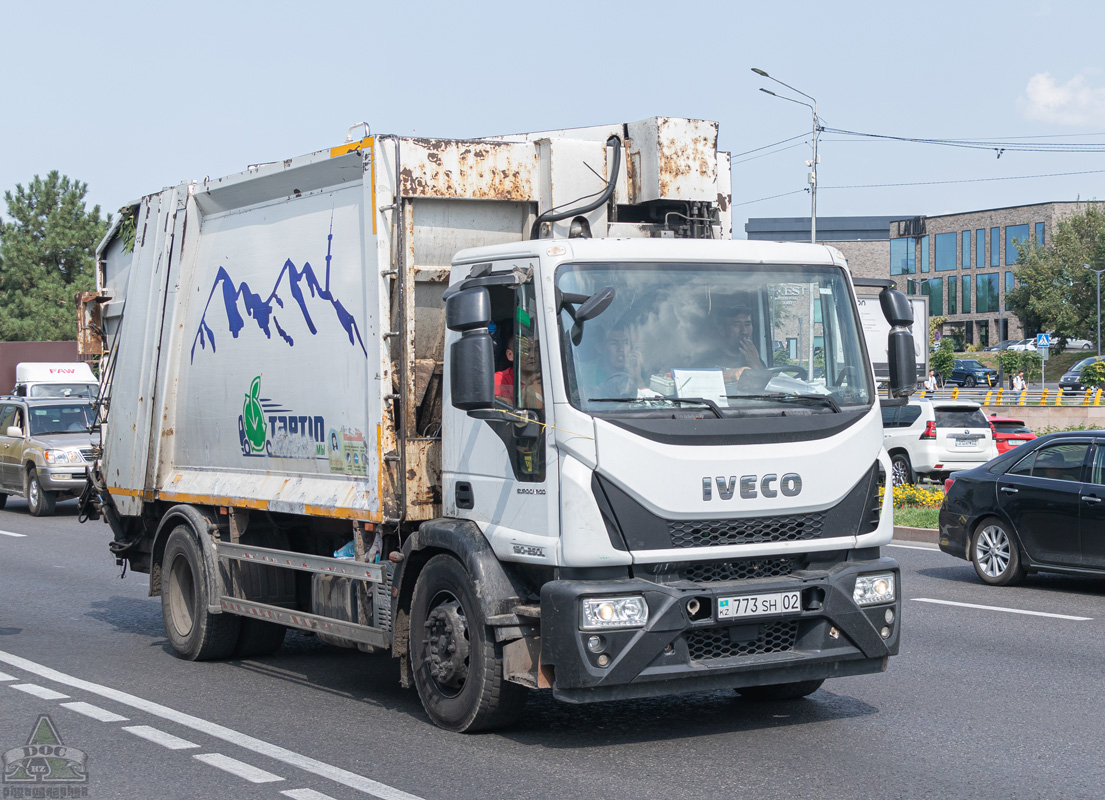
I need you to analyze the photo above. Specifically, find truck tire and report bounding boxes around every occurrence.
[737,679,824,701]
[26,469,56,517]
[162,525,240,660]
[409,554,528,732]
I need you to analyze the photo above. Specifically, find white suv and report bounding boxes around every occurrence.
[881,398,997,486]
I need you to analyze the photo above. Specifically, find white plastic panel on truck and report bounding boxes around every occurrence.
[151,167,385,518]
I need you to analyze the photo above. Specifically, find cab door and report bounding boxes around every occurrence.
[442,266,559,561]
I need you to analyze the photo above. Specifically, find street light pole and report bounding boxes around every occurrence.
[752,68,820,243]
[1085,263,1105,357]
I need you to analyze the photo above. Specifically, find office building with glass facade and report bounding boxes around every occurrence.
[888,202,1085,348]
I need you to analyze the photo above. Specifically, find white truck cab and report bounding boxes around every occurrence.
[13,362,98,399]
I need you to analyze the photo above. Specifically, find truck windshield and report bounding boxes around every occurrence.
[556,262,873,417]
[29,383,98,398]
[29,404,93,436]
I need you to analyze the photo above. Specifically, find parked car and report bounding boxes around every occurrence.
[881,398,998,486]
[987,413,1037,454]
[0,397,94,515]
[1058,356,1104,393]
[1047,333,1093,350]
[946,359,999,388]
[1008,339,1037,351]
[939,431,1105,585]
[981,339,1017,352]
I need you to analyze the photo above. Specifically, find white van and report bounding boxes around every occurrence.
[12,362,98,398]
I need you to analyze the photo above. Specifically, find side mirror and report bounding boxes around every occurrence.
[446,287,495,410]
[446,287,491,332]
[880,287,917,398]
[6,426,21,438]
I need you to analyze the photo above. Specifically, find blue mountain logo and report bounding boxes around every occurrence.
[190,228,368,363]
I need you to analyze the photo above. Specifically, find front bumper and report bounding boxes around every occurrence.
[39,465,90,494]
[540,555,900,703]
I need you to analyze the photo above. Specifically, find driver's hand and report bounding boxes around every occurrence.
[626,349,645,383]
[723,366,750,383]
[739,339,764,368]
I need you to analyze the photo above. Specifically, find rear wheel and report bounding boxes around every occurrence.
[26,469,56,517]
[162,525,240,660]
[970,517,1026,586]
[964,375,977,388]
[890,453,914,487]
[737,679,824,701]
[410,555,528,732]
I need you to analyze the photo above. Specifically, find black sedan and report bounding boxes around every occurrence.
[946,359,998,388]
[939,431,1105,585]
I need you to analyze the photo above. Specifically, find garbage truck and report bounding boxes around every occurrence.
[78,117,916,732]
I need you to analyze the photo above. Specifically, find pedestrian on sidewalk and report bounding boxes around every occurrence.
[923,369,938,393]
[1012,371,1026,392]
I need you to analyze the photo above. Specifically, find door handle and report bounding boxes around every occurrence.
[1083,496,1102,504]
[1000,487,1018,494]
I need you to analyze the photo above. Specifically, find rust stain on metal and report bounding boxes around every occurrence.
[76,291,105,357]
[716,192,729,212]
[162,427,174,437]
[399,138,536,200]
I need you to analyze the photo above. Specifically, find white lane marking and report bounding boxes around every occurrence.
[194,753,283,784]
[0,650,423,800]
[913,598,1093,621]
[11,683,69,700]
[888,543,940,551]
[283,790,338,800]
[124,725,199,750]
[0,671,15,681]
[0,530,26,538]
[60,701,129,722]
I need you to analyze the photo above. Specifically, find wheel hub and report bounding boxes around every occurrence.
[422,601,470,689]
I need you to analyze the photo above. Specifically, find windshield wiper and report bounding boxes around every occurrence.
[726,393,841,413]
[587,396,724,419]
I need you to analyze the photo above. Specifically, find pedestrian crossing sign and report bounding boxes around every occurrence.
[1036,333,1051,348]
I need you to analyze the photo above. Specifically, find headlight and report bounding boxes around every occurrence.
[579,596,649,630]
[44,450,78,464]
[853,573,896,606]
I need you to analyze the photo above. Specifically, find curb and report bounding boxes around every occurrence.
[892,526,938,546]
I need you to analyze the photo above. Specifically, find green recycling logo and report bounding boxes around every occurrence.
[242,376,267,453]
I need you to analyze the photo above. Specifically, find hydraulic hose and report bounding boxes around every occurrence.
[529,135,622,240]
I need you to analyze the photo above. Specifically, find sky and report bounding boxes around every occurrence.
[4,0,1105,239]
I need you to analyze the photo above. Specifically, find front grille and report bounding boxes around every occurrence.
[685,619,799,661]
[669,514,824,548]
[683,557,798,583]
[79,448,94,462]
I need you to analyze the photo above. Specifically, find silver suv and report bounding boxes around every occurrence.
[0,398,95,515]
[881,398,997,486]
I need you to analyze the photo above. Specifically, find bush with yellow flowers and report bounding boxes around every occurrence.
[878,483,946,509]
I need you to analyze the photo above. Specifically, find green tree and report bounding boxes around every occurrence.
[1005,205,1105,341]
[0,172,108,341]
[931,338,955,380]
[1081,359,1105,389]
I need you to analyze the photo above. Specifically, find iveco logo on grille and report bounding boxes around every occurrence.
[702,474,802,501]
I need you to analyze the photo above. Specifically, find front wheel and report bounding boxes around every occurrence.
[409,555,528,732]
[971,517,1026,586]
[26,469,56,517]
[161,525,240,660]
[737,679,824,701]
